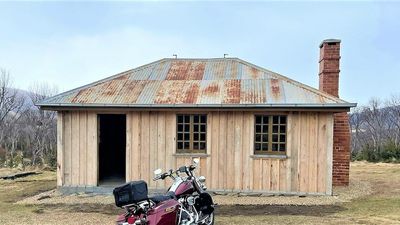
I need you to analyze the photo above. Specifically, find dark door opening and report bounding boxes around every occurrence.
[98,114,126,185]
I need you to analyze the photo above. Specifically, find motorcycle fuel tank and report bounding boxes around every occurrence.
[146,199,179,225]
[174,180,195,197]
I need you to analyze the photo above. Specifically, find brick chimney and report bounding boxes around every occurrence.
[319,39,350,186]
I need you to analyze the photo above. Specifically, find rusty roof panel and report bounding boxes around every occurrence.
[222,79,241,104]
[39,58,354,108]
[166,61,206,80]
[197,80,222,104]
[266,78,284,104]
[114,80,146,104]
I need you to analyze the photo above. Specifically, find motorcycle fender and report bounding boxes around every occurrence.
[146,199,179,225]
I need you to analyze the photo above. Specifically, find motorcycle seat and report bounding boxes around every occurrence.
[149,191,176,204]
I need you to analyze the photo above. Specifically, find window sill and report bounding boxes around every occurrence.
[250,154,288,159]
[173,153,210,158]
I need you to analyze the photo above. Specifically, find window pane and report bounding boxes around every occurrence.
[201,115,206,123]
[200,133,206,141]
[262,125,268,133]
[279,144,286,151]
[201,125,206,132]
[184,142,190,149]
[280,116,286,124]
[280,125,286,133]
[272,143,278,151]
[262,134,268,142]
[272,134,279,142]
[194,125,199,132]
[178,116,183,123]
[194,133,199,141]
[178,124,183,132]
[261,143,268,151]
[256,125,261,133]
[184,125,190,132]
[273,125,279,133]
[280,134,286,142]
[177,142,183,149]
[200,142,206,150]
[256,116,262,124]
[184,115,190,123]
[184,133,190,140]
[193,142,199,149]
[273,116,279,124]
[255,143,261,151]
[178,133,183,140]
[194,115,199,123]
[255,134,261,142]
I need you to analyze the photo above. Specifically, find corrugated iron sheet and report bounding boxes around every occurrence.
[38,58,353,107]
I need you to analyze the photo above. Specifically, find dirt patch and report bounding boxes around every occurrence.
[35,203,120,215]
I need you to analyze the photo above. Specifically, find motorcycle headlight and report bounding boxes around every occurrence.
[198,176,206,183]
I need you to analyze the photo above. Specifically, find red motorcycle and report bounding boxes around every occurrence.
[114,159,215,225]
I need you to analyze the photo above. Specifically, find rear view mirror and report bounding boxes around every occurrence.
[154,169,162,176]
[179,166,187,173]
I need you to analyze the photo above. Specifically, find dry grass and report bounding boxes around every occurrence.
[1,162,400,225]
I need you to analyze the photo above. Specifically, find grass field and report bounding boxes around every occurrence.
[0,162,399,225]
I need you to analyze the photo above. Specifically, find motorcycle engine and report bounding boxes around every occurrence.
[194,193,214,215]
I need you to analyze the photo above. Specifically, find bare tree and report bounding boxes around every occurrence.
[26,82,58,166]
[0,69,25,165]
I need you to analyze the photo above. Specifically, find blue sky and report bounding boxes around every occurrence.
[0,1,399,105]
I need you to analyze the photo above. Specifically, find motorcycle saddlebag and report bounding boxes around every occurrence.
[113,180,148,207]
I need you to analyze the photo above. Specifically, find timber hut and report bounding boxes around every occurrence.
[38,39,356,195]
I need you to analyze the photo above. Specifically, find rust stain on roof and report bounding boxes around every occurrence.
[165,61,205,80]
[182,81,200,104]
[270,78,281,100]
[250,67,261,79]
[203,82,219,95]
[154,80,186,104]
[166,61,189,80]
[187,62,206,80]
[222,80,241,104]
[118,80,146,103]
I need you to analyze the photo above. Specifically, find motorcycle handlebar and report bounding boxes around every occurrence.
[153,163,198,181]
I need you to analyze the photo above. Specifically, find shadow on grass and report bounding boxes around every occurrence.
[215,204,346,217]
[35,203,345,217]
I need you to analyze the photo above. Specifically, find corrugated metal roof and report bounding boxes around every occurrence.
[38,58,356,108]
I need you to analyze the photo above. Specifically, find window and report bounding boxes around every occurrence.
[254,115,287,155]
[177,114,207,153]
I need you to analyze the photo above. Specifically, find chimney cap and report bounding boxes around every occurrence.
[319,39,341,48]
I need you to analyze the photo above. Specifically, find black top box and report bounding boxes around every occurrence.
[113,180,148,207]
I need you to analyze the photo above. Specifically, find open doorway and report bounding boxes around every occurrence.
[98,114,126,185]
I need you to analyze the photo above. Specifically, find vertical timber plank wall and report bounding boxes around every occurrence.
[56,112,64,186]
[59,111,98,186]
[124,111,334,194]
[60,110,333,194]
